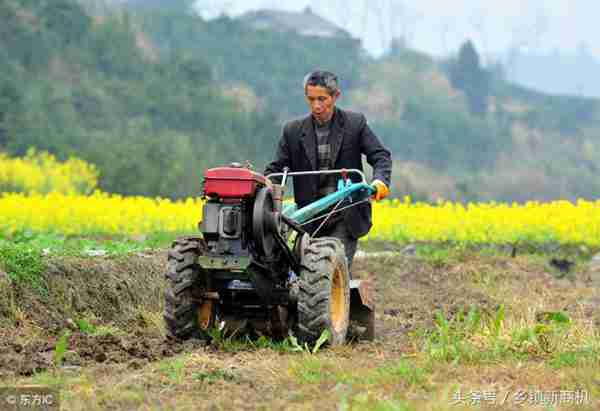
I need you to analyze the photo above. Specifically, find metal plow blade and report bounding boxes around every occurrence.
[348,277,375,341]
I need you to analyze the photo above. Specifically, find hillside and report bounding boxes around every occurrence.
[348,49,600,202]
[3,0,600,202]
[0,0,279,198]
[131,6,362,119]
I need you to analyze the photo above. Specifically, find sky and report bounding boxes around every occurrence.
[193,0,600,59]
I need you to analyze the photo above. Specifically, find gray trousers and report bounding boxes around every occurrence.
[314,221,357,277]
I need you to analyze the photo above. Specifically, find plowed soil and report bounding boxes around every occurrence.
[1,247,599,410]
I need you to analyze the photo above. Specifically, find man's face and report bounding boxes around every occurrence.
[305,85,339,124]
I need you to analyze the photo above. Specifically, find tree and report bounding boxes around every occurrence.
[449,40,490,116]
[42,0,92,47]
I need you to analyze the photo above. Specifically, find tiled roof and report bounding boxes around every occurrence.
[240,7,352,39]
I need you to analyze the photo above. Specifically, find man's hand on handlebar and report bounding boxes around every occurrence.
[371,180,390,201]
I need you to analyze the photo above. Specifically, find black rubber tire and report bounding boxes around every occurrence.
[297,237,350,346]
[163,237,210,340]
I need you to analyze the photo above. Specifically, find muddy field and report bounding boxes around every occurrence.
[1,247,599,410]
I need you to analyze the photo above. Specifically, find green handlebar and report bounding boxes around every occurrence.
[284,181,374,225]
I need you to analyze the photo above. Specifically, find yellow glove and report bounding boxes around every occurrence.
[371,179,390,201]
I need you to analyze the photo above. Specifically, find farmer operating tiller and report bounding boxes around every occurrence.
[164,71,392,345]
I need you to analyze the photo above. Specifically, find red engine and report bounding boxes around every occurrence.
[203,166,268,198]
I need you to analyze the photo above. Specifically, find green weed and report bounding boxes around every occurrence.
[290,356,329,384]
[339,392,416,411]
[372,359,429,388]
[417,245,453,267]
[549,347,599,369]
[207,327,332,354]
[72,315,123,336]
[247,334,297,353]
[285,330,330,354]
[509,311,572,356]
[422,305,525,363]
[192,369,236,384]
[0,243,46,294]
[53,330,72,367]
[422,305,582,366]
[424,306,483,364]
[207,326,254,352]
[490,304,505,340]
[75,318,97,334]
[157,357,187,384]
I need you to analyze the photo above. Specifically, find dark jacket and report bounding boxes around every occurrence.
[264,107,392,239]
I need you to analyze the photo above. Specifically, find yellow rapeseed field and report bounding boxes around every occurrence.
[367,198,600,246]
[1,192,600,246]
[0,149,98,195]
[0,191,202,236]
[2,149,600,246]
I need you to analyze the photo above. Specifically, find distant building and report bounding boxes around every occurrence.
[239,7,353,40]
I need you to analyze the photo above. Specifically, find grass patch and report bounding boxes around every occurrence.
[206,328,331,354]
[370,359,430,388]
[157,357,187,384]
[419,306,584,365]
[0,231,180,259]
[27,369,86,390]
[363,240,599,261]
[290,355,431,390]
[416,245,459,267]
[549,346,600,369]
[192,369,236,384]
[73,317,123,336]
[0,242,46,293]
[3,232,597,263]
[339,393,416,411]
[289,356,331,384]
[206,327,257,352]
[423,307,489,364]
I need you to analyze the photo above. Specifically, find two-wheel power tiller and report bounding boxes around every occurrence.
[164,163,376,345]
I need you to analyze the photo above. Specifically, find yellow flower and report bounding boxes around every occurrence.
[1,151,599,247]
[0,149,98,195]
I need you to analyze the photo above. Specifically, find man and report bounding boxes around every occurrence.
[264,70,392,272]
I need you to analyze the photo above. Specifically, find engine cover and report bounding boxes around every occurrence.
[203,167,267,198]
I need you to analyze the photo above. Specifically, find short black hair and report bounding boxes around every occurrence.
[303,70,339,96]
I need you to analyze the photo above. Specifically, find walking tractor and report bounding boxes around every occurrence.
[164,163,376,345]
